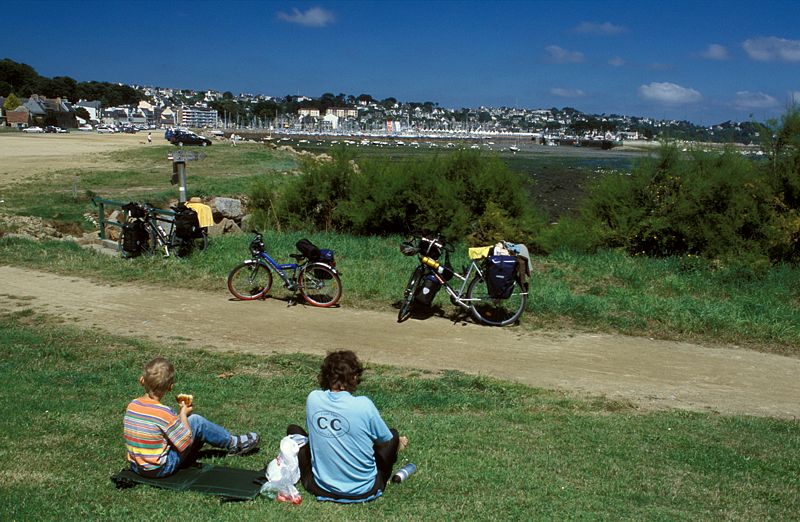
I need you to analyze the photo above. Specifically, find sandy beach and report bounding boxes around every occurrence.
[0,132,147,185]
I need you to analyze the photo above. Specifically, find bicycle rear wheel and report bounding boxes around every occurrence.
[174,229,209,258]
[466,275,527,326]
[227,260,273,300]
[299,264,342,307]
[398,265,425,323]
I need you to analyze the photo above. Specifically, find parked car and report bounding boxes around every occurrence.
[78,125,94,131]
[170,131,212,147]
[22,126,44,133]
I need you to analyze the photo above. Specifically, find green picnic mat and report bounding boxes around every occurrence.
[111,463,265,500]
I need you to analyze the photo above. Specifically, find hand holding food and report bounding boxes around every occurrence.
[176,393,193,406]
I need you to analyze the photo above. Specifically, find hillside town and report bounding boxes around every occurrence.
[1,83,763,145]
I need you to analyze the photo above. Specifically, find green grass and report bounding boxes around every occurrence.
[1,233,799,354]
[0,311,798,521]
[0,143,299,229]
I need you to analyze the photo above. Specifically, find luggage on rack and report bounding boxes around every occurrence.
[173,203,202,240]
[315,248,336,279]
[415,272,441,306]
[121,219,149,256]
[296,238,321,262]
[485,255,517,299]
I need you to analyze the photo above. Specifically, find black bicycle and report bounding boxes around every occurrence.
[397,234,527,326]
[119,202,208,258]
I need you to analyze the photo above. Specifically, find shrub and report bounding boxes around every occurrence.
[572,143,782,263]
[251,148,546,245]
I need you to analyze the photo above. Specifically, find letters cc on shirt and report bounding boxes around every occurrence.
[311,411,351,438]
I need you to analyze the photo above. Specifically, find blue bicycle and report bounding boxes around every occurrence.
[227,233,342,307]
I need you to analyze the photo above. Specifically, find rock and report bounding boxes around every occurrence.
[211,197,244,220]
[207,218,242,237]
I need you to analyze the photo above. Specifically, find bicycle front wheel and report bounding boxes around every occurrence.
[227,261,273,300]
[466,275,527,326]
[299,264,342,307]
[398,265,425,323]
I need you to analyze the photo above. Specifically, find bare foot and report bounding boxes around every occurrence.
[399,435,409,451]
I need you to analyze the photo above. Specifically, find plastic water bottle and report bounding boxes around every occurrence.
[421,256,454,280]
[391,463,417,483]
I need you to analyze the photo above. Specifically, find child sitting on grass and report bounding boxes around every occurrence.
[123,357,259,477]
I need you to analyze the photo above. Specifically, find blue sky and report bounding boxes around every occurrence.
[4,0,799,125]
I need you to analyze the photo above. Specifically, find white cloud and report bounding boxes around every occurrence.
[277,7,335,27]
[743,37,800,62]
[700,44,730,60]
[545,45,585,63]
[638,82,702,104]
[608,56,626,67]
[550,88,586,98]
[791,91,800,104]
[573,21,626,35]
[734,91,779,109]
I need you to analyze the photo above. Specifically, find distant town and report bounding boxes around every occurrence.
[0,59,764,144]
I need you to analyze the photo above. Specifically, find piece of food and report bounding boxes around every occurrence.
[176,393,193,406]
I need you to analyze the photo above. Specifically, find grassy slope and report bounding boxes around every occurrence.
[0,311,798,521]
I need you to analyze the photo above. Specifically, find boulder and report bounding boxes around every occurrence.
[212,197,244,220]
[207,217,242,237]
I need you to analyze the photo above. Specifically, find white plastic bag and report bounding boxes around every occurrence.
[260,434,307,504]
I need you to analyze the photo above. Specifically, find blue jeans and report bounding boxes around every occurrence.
[133,414,231,478]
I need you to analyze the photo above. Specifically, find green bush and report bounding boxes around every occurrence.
[569,143,780,263]
[249,148,545,245]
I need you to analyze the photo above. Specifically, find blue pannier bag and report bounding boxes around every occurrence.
[415,272,441,306]
[314,248,336,279]
[485,255,517,299]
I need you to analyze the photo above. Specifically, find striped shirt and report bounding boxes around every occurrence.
[123,396,192,471]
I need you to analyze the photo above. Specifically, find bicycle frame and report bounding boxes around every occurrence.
[252,250,302,289]
[423,258,484,309]
[147,212,176,257]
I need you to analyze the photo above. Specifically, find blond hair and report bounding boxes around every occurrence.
[142,357,175,396]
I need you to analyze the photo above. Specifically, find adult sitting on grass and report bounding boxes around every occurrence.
[123,357,260,478]
[288,350,408,503]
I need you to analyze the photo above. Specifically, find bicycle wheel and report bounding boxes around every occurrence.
[466,275,527,326]
[174,229,209,258]
[398,265,425,323]
[299,263,342,307]
[227,260,273,300]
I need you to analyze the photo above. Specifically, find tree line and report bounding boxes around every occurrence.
[0,58,142,108]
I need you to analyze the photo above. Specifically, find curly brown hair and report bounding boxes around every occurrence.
[318,350,363,392]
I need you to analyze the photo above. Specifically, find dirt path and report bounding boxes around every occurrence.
[1,265,798,419]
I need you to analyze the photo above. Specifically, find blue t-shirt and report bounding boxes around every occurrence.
[306,389,393,499]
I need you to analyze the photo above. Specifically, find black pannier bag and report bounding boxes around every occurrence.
[418,236,443,260]
[173,203,202,240]
[415,272,441,306]
[121,219,149,255]
[296,238,321,262]
[485,255,517,299]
